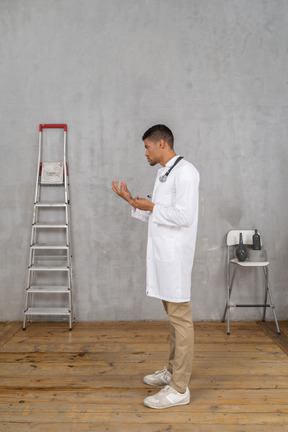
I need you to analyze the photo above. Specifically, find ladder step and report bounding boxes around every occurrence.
[39,182,65,186]
[33,222,67,228]
[29,265,69,271]
[27,286,69,293]
[32,256,68,261]
[24,307,71,316]
[31,243,68,250]
[34,202,68,207]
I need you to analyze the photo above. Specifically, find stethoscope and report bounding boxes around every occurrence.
[159,156,183,183]
[147,156,184,198]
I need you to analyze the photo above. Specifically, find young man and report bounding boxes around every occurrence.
[112,124,199,409]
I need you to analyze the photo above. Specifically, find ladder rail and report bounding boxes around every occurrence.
[34,130,42,204]
[64,131,69,204]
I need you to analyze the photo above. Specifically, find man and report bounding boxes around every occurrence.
[112,124,199,409]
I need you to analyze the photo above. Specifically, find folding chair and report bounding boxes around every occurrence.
[222,229,281,335]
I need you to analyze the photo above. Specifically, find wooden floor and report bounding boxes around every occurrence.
[0,321,288,432]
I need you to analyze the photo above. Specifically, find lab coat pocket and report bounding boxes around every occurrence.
[154,236,174,263]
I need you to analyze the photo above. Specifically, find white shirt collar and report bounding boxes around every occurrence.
[165,155,181,168]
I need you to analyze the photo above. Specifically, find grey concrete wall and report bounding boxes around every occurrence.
[0,0,288,322]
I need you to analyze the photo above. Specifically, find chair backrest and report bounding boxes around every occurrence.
[227,230,262,246]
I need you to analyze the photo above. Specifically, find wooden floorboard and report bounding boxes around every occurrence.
[258,320,288,355]
[0,321,287,432]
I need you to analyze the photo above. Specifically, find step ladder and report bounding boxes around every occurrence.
[23,124,74,330]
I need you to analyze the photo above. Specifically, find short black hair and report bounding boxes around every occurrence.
[142,124,174,148]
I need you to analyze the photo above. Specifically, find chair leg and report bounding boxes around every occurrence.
[222,303,228,322]
[223,266,237,335]
[262,267,281,335]
[222,266,237,321]
[262,268,269,322]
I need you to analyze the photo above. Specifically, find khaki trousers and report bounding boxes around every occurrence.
[162,300,194,393]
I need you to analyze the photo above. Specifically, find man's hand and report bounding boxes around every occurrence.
[134,197,155,212]
[112,181,155,212]
[112,180,136,207]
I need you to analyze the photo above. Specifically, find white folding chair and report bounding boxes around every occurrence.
[222,229,281,335]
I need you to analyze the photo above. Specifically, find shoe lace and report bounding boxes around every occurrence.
[155,366,168,376]
[159,385,174,395]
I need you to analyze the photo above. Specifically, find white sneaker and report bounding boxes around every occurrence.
[143,367,172,386]
[144,385,190,409]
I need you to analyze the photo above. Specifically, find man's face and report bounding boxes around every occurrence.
[144,138,161,166]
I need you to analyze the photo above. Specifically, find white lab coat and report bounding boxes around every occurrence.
[132,156,199,302]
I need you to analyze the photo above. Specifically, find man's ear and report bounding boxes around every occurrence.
[158,139,166,148]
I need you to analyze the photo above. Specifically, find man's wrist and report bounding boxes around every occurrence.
[128,198,135,207]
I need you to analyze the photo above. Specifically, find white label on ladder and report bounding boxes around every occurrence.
[41,162,64,184]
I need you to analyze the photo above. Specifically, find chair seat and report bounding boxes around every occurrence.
[231,258,269,267]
